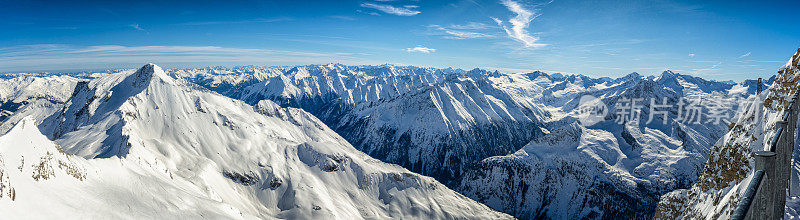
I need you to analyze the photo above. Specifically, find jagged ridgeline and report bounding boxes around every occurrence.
[230,66,547,186]
[654,47,800,219]
[0,61,761,219]
[173,64,754,218]
[0,64,511,219]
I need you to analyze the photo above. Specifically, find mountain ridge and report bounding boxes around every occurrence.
[0,63,511,219]
[0,62,764,219]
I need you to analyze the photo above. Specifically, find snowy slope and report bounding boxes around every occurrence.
[331,75,546,184]
[0,117,248,219]
[230,66,547,184]
[0,62,758,219]
[654,47,800,219]
[0,75,79,125]
[171,63,751,219]
[0,64,510,219]
[457,70,748,219]
[169,66,283,98]
[237,64,446,106]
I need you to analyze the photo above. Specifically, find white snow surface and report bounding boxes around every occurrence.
[0,61,761,219]
[654,47,800,219]
[0,64,510,219]
[139,64,749,219]
[0,75,79,131]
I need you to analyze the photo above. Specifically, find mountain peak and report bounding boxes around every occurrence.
[123,63,173,88]
[654,70,681,84]
[660,70,677,78]
[466,68,489,78]
[2,116,39,142]
[135,63,171,82]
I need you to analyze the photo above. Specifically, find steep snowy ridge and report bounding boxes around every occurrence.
[655,70,735,96]
[459,71,748,219]
[231,66,545,184]
[41,63,175,157]
[654,47,800,219]
[457,123,640,219]
[170,66,283,98]
[0,64,511,219]
[238,65,445,106]
[0,117,86,200]
[334,76,546,183]
[0,116,253,219]
[168,64,753,219]
[0,62,761,219]
[0,75,79,126]
[0,75,78,105]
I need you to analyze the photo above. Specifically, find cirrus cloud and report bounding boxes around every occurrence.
[128,23,145,31]
[360,2,421,16]
[493,0,547,48]
[738,52,751,58]
[426,22,495,39]
[0,44,365,72]
[405,46,436,53]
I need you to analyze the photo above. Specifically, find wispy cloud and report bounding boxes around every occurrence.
[329,15,356,21]
[51,26,79,30]
[178,17,293,25]
[405,46,436,53]
[0,44,367,72]
[129,23,144,31]
[481,66,536,73]
[442,30,493,39]
[449,22,493,30]
[691,61,723,73]
[689,53,695,57]
[0,45,329,61]
[427,23,495,39]
[67,45,303,55]
[360,2,421,16]
[738,52,751,58]
[493,0,547,48]
[737,60,783,63]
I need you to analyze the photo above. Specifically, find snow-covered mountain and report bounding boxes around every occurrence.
[0,75,82,137]
[167,64,755,219]
[0,64,510,219]
[218,66,547,185]
[456,70,752,219]
[0,62,759,219]
[0,75,79,122]
[654,47,800,219]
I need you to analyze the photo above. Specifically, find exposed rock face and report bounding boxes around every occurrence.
[0,64,512,219]
[231,66,547,185]
[654,47,800,219]
[176,64,749,219]
[0,62,760,219]
[459,72,740,219]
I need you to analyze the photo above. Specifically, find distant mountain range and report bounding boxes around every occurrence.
[0,62,766,219]
[0,64,510,219]
[655,48,800,219]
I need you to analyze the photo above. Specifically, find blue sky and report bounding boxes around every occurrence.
[1,0,798,81]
